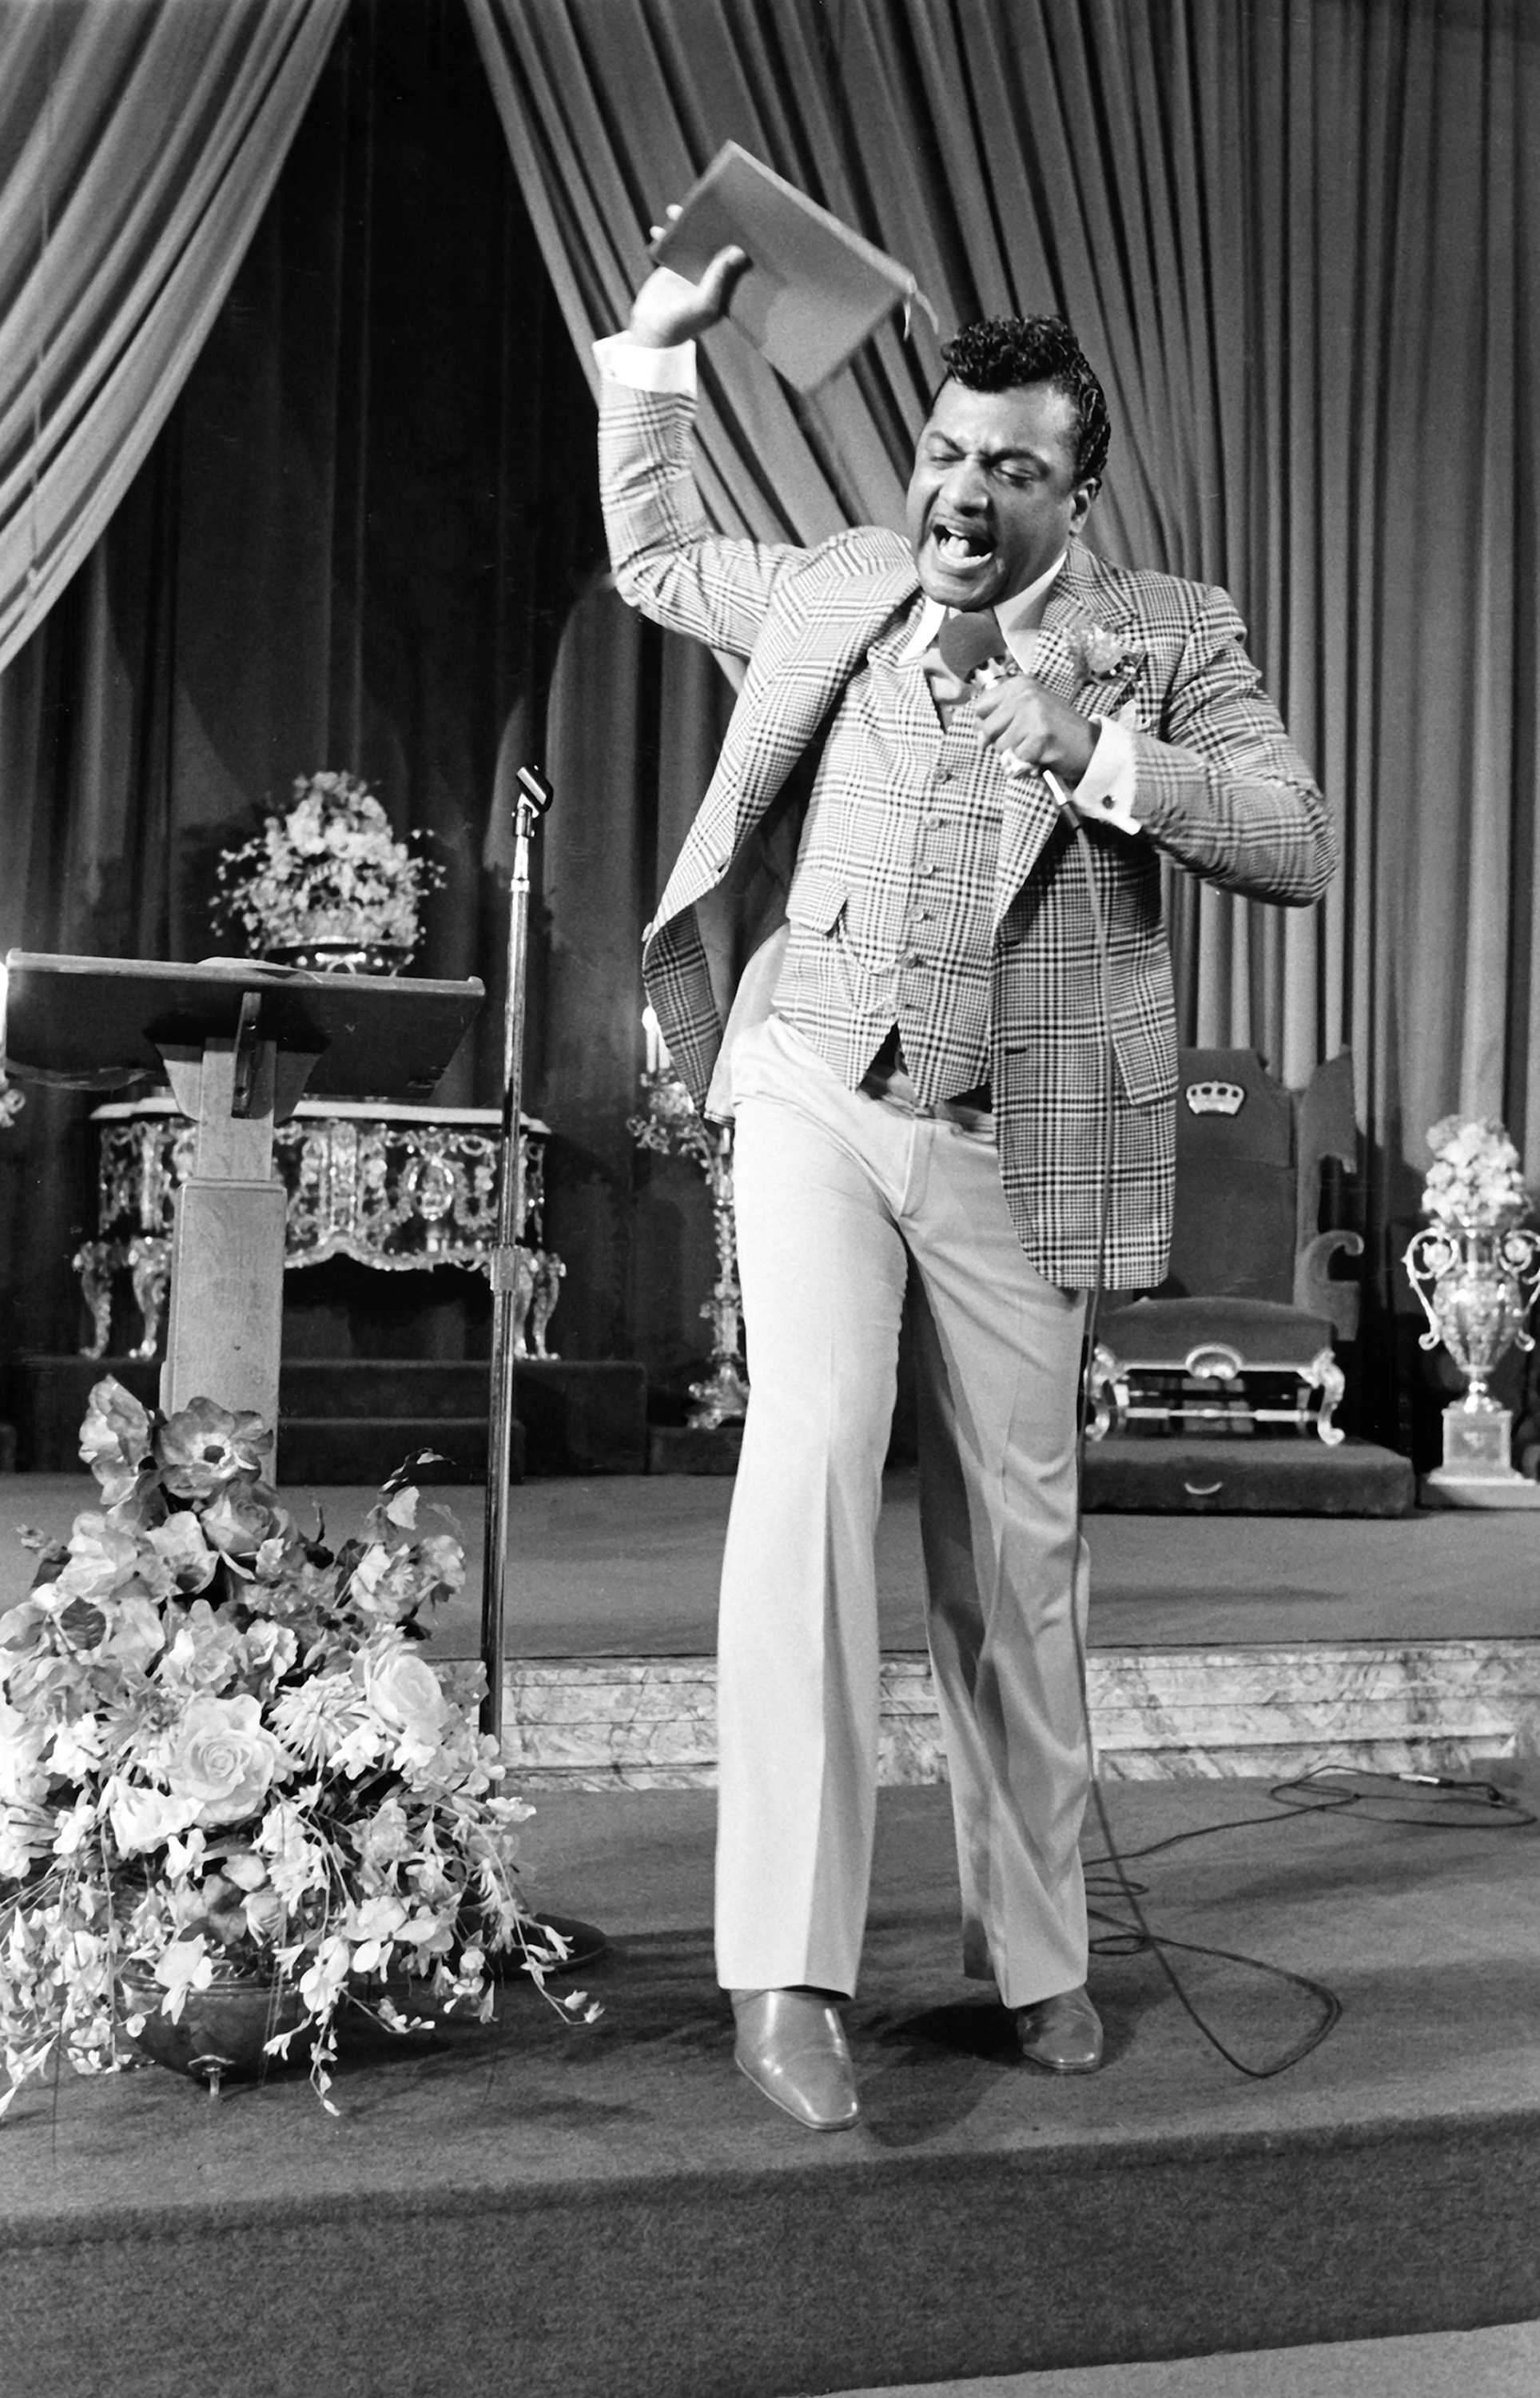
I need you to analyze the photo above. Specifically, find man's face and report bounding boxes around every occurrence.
[905,378,1097,611]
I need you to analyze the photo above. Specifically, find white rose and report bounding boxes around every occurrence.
[356,1646,451,1747]
[161,1694,292,1827]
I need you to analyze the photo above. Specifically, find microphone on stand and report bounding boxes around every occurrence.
[935,609,1072,807]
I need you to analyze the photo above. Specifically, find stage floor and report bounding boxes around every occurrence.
[5,1464,1540,1653]
[2,1774,1537,2396]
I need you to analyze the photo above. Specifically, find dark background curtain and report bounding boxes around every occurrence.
[476,0,1540,1450]
[2,0,1538,1458]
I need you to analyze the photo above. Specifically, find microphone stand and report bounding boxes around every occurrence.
[480,761,604,1970]
[481,762,551,1743]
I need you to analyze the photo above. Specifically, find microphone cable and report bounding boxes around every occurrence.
[1052,773,1344,2079]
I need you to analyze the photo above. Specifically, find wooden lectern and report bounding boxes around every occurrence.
[2,954,482,1463]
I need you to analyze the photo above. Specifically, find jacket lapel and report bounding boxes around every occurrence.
[989,550,1145,926]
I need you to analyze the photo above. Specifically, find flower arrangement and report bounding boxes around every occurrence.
[213,770,444,959]
[0,1380,592,2115]
[1422,1115,1532,1232]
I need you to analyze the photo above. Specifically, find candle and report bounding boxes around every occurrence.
[642,1005,666,1078]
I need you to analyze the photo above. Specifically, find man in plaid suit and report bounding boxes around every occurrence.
[598,246,1335,2130]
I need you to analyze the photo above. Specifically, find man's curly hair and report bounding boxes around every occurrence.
[939,317,1111,488]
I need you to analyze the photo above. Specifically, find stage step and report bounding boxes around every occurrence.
[496,1636,1540,1790]
[17,1356,648,1480]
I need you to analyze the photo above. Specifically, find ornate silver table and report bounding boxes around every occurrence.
[78,1096,563,1363]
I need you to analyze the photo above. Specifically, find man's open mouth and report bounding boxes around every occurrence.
[931,520,995,566]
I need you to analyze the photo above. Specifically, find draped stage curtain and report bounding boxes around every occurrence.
[0,0,342,1383]
[0,0,346,676]
[1,0,1536,1452]
[472,0,1540,1442]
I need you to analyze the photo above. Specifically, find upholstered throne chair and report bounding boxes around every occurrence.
[1087,1047,1362,1448]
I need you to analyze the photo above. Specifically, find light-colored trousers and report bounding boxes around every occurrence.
[715,1013,1092,2009]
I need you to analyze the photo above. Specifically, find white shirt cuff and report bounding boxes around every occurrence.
[593,333,698,396]
[1068,718,1141,833]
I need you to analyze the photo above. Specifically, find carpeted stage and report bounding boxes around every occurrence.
[2,1469,1538,2396]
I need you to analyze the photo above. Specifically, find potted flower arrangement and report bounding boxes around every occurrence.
[213,769,444,972]
[0,1380,593,2113]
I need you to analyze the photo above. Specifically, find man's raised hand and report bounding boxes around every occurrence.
[630,208,748,348]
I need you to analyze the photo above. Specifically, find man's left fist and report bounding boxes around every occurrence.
[970,675,1096,786]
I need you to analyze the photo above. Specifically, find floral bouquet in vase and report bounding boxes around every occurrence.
[213,770,444,972]
[1420,1114,1530,1231]
[0,1380,592,2112]
[1406,1115,1540,1496]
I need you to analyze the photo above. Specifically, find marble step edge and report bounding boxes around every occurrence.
[507,1733,1522,1794]
[502,1701,1520,1751]
[499,1671,1525,1736]
[502,1638,1540,1691]
[500,1642,1540,1721]
[500,1699,1520,1765]
[496,1643,1540,1787]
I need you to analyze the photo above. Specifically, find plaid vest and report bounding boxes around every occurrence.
[774,595,1008,1103]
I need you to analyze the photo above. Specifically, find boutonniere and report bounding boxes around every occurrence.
[1075,624,1132,679]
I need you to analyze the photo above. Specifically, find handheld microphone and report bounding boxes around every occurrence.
[936,607,1015,687]
[934,608,1071,807]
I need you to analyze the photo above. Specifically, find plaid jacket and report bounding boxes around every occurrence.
[601,378,1336,1289]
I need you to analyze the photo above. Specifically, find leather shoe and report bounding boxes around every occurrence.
[731,1988,860,2131]
[1014,1986,1104,2074]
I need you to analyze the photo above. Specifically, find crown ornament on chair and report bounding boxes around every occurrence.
[1184,1078,1247,1117]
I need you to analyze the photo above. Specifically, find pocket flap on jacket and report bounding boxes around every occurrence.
[786,864,849,934]
[1112,1011,1173,1106]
